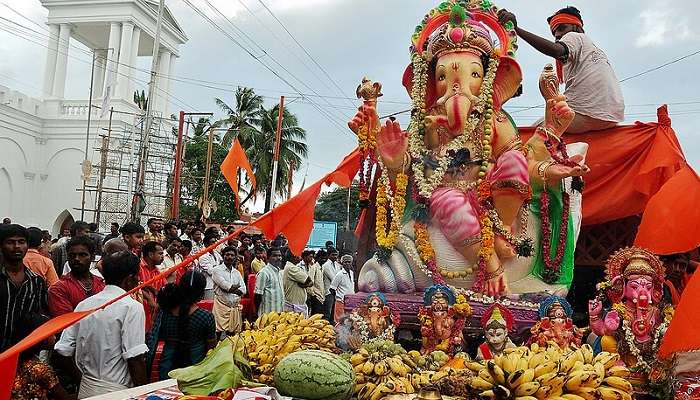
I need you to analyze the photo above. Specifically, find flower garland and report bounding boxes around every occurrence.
[621,318,669,373]
[357,124,379,206]
[375,167,408,251]
[538,129,576,283]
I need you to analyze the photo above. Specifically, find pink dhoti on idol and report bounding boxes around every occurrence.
[430,149,529,248]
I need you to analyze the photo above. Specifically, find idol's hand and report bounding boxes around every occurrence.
[377,119,409,172]
[544,95,575,136]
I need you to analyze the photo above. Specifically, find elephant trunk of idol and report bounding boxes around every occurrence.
[436,85,472,134]
[630,295,653,341]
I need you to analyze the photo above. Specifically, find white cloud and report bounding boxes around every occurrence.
[635,1,697,47]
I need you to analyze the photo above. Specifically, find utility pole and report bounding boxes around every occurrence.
[269,95,284,210]
[202,126,215,220]
[133,0,165,222]
[171,111,213,220]
[80,49,98,221]
[95,107,114,226]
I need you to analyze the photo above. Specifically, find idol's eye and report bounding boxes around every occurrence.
[438,74,446,81]
[471,71,481,78]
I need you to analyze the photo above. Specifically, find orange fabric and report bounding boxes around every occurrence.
[634,165,700,253]
[254,149,361,255]
[659,270,700,358]
[521,106,698,255]
[221,138,257,207]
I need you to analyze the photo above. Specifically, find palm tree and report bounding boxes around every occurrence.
[249,105,308,212]
[214,87,264,148]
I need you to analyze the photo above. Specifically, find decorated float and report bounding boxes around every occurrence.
[67,1,700,400]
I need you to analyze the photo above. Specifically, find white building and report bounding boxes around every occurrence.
[0,0,187,234]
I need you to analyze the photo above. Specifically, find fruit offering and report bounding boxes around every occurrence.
[229,312,336,384]
[350,340,419,400]
[466,343,634,400]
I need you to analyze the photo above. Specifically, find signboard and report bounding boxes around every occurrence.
[308,221,337,248]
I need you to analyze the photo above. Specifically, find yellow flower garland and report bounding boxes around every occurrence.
[375,172,408,249]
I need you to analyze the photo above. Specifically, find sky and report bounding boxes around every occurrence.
[1,0,699,212]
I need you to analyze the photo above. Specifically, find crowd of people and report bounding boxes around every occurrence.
[0,217,356,399]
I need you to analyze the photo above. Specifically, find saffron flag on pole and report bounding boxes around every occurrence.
[221,138,256,207]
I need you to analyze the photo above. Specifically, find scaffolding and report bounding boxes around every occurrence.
[79,110,178,231]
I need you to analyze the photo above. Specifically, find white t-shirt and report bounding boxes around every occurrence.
[560,32,625,123]
[198,251,222,290]
[212,263,246,306]
[322,260,341,296]
[54,285,148,391]
[330,269,355,301]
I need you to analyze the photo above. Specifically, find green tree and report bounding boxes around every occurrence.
[314,183,360,231]
[251,105,308,211]
[214,87,264,149]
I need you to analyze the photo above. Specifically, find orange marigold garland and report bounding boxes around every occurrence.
[375,171,408,256]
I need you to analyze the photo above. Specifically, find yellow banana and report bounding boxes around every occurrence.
[597,386,631,400]
[374,360,389,376]
[535,372,558,386]
[606,365,631,378]
[399,377,415,394]
[571,360,584,372]
[534,361,557,378]
[468,377,494,391]
[530,342,540,353]
[362,360,375,375]
[535,384,554,399]
[430,370,448,383]
[517,356,530,371]
[487,360,507,385]
[564,372,591,392]
[479,390,496,399]
[562,395,586,400]
[603,376,633,392]
[503,353,519,374]
[528,351,547,369]
[593,362,605,378]
[559,351,578,373]
[514,381,540,396]
[573,386,599,400]
[580,344,594,364]
[466,361,486,372]
[515,397,538,400]
[508,368,535,388]
[479,368,495,383]
[593,352,620,369]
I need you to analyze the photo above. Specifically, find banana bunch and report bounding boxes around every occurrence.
[351,341,423,400]
[466,343,634,400]
[230,312,335,383]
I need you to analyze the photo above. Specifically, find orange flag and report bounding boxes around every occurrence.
[659,269,700,359]
[221,138,256,207]
[255,149,361,254]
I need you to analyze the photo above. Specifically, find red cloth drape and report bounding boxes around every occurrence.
[520,106,700,255]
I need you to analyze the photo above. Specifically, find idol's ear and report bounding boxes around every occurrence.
[403,63,437,109]
[492,56,522,110]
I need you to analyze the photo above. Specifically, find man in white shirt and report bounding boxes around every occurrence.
[161,237,184,283]
[329,254,355,324]
[198,235,221,300]
[498,6,624,133]
[54,250,148,399]
[301,249,325,317]
[212,246,246,337]
[322,248,340,322]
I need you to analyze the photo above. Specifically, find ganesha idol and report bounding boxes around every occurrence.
[336,292,400,350]
[348,0,589,298]
[589,247,674,388]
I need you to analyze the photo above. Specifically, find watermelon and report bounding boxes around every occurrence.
[273,350,355,400]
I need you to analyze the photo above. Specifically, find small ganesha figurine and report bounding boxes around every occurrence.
[588,247,673,388]
[528,295,583,348]
[476,303,516,360]
[418,285,471,356]
[344,292,400,349]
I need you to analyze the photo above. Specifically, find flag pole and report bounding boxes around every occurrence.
[270,95,285,210]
